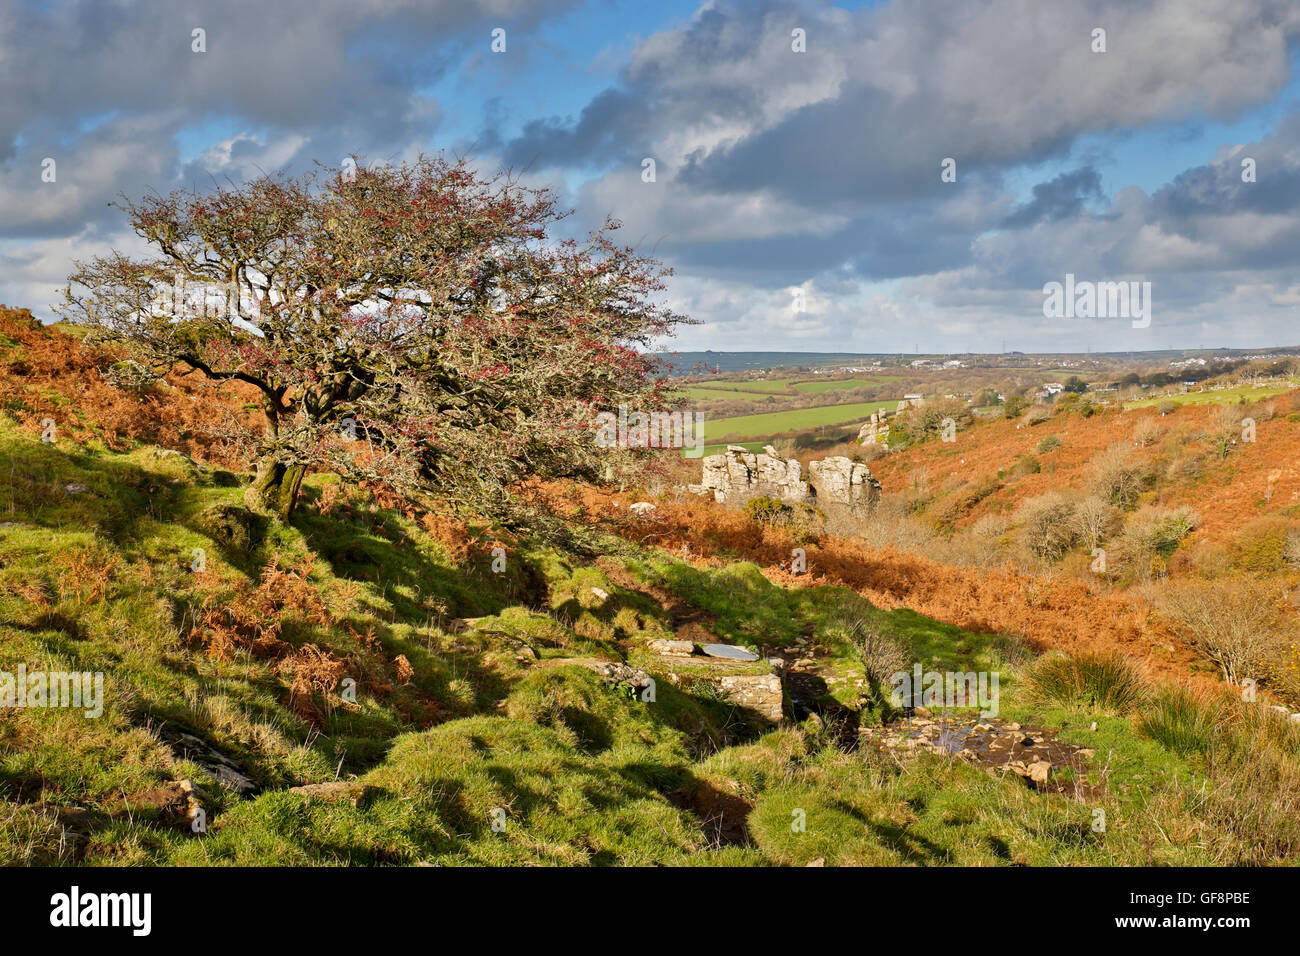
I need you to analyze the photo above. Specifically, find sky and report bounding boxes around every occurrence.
[3,0,1300,354]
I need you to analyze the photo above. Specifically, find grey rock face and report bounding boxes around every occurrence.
[807,457,882,506]
[695,446,879,508]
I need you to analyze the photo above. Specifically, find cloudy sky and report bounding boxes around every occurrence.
[3,0,1300,353]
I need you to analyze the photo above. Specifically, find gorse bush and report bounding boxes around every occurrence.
[1123,505,1199,560]
[1022,652,1147,715]
[744,495,793,526]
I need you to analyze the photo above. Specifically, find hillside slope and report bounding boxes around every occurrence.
[3,314,1300,866]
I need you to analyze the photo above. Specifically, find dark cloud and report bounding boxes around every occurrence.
[1000,168,1104,228]
[500,89,653,171]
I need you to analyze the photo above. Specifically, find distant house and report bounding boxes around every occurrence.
[1041,383,1064,398]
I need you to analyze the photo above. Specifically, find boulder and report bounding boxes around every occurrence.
[700,643,760,662]
[647,638,695,657]
[289,781,376,806]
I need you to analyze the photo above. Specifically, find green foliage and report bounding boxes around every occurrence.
[10,413,1300,867]
[744,495,793,525]
[1002,395,1029,418]
[1137,686,1221,756]
[1022,652,1148,715]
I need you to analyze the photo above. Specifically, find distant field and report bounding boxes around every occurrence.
[1123,384,1294,409]
[791,376,900,394]
[675,386,783,402]
[689,375,903,397]
[691,379,797,394]
[703,400,896,443]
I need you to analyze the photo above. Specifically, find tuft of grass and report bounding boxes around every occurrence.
[1022,652,1147,715]
[1136,685,1221,755]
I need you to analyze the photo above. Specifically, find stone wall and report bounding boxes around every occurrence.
[689,444,880,508]
[718,675,784,723]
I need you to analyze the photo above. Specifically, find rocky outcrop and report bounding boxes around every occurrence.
[857,410,891,447]
[690,445,880,508]
[858,399,923,447]
[808,457,882,505]
[693,444,808,504]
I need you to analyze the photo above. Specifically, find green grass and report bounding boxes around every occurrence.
[1021,652,1148,715]
[5,409,1300,866]
[675,386,783,402]
[703,400,896,443]
[1123,383,1293,409]
[695,440,766,458]
[791,376,902,393]
[1137,685,1221,756]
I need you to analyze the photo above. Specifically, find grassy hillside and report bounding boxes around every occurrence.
[5,417,1300,865]
[4,311,1300,867]
[1122,383,1292,409]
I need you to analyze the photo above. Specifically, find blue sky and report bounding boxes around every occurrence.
[4,0,1300,354]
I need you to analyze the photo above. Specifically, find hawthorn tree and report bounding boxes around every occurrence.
[59,156,686,520]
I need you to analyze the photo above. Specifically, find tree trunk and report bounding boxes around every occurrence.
[246,460,306,520]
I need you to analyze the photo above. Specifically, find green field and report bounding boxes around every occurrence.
[696,440,767,457]
[703,400,895,444]
[1123,383,1294,410]
[791,376,901,394]
[691,379,796,394]
[675,386,784,402]
[687,375,902,398]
